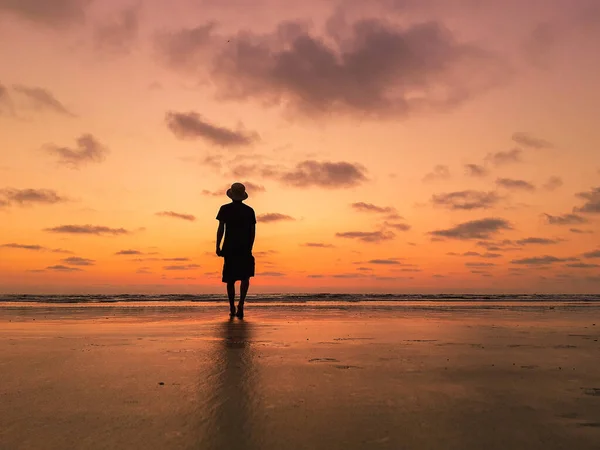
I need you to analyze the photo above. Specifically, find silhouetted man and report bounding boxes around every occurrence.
[216,182,256,319]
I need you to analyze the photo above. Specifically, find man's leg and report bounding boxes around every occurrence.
[239,278,249,312]
[227,281,236,315]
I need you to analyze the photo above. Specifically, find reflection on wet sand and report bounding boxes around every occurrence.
[200,319,260,449]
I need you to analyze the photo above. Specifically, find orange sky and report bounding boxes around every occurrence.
[1,0,599,294]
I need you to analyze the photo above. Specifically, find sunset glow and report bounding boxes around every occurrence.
[1,0,600,293]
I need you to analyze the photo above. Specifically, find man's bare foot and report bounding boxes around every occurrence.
[235,306,244,319]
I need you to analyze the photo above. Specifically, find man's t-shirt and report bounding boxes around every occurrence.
[216,201,256,256]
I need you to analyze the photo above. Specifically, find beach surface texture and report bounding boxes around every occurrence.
[1,299,599,449]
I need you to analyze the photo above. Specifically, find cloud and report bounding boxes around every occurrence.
[573,187,600,214]
[94,6,139,54]
[307,274,324,278]
[165,111,257,147]
[162,257,190,262]
[422,165,450,182]
[476,239,521,251]
[46,265,83,272]
[430,190,500,210]
[12,85,75,116]
[44,134,108,168]
[450,251,502,258]
[171,17,508,118]
[163,264,201,271]
[496,178,535,191]
[45,225,130,236]
[512,132,553,149]
[351,202,395,214]
[384,222,411,231]
[333,273,369,279]
[569,228,594,234]
[279,160,368,188]
[465,262,496,267]
[0,243,71,253]
[0,188,68,206]
[260,271,286,277]
[515,237,560,245]
[115,249,143,255]
[336,230,395,243]
[485,148,523,166]
[367,259,402,265]
[155,23,215,69]
[0,0,89,27]
[464,164,489,177]
[543,176,563,191]
[257,213,295,223]
[582,250,600,259]
[511,255,575,265]
[61,256,95,266]
[201,181,266,197]
[429,217,512,240]
[543,213,588,225]
[566,262,599,269]
[0,83,14,116]
[302,242,335,248]
[155,211,196,222]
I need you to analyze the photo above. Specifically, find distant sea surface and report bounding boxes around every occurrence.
[1,293,600,304]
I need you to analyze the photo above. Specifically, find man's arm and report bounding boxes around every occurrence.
[216,221,225,256]
[249,223,255,252]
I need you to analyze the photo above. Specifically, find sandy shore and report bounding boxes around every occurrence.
[1,303,599,450]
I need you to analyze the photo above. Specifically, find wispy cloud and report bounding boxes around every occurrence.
[336,231,395,243]
[367,259,403,265]
[155,211,196,222]
[0,0,89,27]
[566,262,599,268]
[464,164,489,177]
[94,6,139,54]
[115,249,143,255]
[543,176,563,191]
[45,225,130,236]
[384,222,411,231]
[260,271,286,277]
[430,190,500,210]
[61,256,95,266]
[485,148,523,166]
[351,202,395,214]
[166,111,257,147]
[0,188,68,206]
[257,213,295,223]
[496,178,535,191]
[511,255,576,265]
[163,264,201,271]
[422,165,450,182]
[582,250,600,259]
[0,83,14,116]
[279,160,368,188]
[46,264,83,272]
[569,228,594,234]
[13,85,75,116]
[302,242,335,248]
[543,213,588,225]
[0,243,72,253]
[429,218,512,240]
[515,237,560,245]
[573,186,600,214]
[512,132,553,149]
[44,134,108,168]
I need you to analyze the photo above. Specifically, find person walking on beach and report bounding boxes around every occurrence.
[216,182,256,319]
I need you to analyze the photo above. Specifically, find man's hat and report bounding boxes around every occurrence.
[227,182,248,201]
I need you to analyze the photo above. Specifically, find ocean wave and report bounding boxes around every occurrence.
[1,293,599,304]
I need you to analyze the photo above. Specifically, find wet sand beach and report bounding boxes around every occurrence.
[1,302,599,450]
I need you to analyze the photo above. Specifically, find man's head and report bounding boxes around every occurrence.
[226,182,248,202]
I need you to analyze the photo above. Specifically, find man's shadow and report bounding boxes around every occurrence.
[200,319,259,449]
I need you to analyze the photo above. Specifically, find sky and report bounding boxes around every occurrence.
[1,0,600,294]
